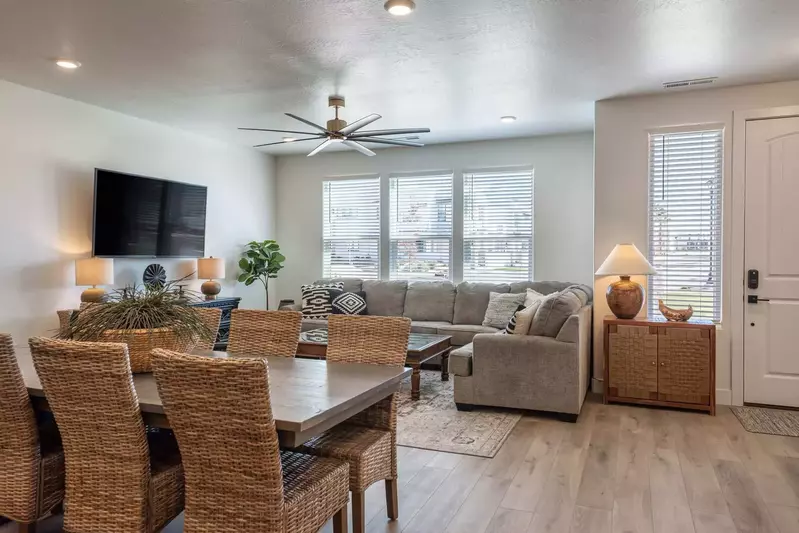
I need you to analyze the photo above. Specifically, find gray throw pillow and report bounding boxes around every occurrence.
[482,292,526,328]
[529,290,583,337]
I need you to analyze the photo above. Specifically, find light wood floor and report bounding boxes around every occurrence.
[5,396,799,533]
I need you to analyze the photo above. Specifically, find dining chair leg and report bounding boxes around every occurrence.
[352,490,366,533]
[385,478,399,520]
[332,503,348,533]
[18,521,37,533]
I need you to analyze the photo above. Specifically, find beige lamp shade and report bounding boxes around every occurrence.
[198,257,225,280]
[595,243,657,276]
[75,258,114,287]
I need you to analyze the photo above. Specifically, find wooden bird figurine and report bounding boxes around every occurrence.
[658,299,693,321]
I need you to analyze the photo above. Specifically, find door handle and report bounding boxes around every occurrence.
[748,295,770,304]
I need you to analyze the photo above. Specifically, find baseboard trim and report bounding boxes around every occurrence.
[716,388,732,406]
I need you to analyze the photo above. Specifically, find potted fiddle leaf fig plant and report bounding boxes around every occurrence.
[238,240,286,309]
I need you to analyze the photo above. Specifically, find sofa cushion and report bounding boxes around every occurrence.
[314,278,363,293]
[529,290,583,337]
[410,321,452,335]
[482,292,526,328]
[363,280,407,317]
[403,280,456,322]
[449,343,473,377]
[565,284,592,306]
[453,282,511,325]
[436,324,499,346]
[509,281,573,296]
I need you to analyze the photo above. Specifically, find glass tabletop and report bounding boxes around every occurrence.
[299,328,451,352]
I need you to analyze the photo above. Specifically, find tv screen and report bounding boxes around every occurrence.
[92,169,207,258]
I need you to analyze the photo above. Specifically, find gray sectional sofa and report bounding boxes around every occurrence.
[292,278,592,420]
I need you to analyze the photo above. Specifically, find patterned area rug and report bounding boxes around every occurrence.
[396,370,521,457]
[730,406,799,437]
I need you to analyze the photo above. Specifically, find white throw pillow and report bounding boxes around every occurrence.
[515,300,543,335]
[524,288,546,308]
[482,291,526,328]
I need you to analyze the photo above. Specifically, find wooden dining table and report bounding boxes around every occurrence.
[17,347,411,448]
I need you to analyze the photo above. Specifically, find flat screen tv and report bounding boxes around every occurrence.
[92,169,207,258]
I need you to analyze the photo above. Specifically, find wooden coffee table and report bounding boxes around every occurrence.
[297,328,452,401]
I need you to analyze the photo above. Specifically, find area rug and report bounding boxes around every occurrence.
[396,370,521,457]
[730,406,799,437]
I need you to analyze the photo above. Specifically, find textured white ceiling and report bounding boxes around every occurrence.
[1,0,798,154]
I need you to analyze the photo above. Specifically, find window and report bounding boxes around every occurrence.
[389,173,453,279]
[463,169,534,282]
[322,177,380,279]
[648,129,723,321]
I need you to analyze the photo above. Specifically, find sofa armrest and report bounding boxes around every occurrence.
[470,333,586,414]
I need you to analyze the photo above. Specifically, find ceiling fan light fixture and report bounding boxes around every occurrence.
[55,58,81,69]
[385,0,416,16]
[500,115,517,123]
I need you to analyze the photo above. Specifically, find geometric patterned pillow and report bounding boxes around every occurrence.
[301,282,344,319]
[504,304,527,334]
[330,290,368,316]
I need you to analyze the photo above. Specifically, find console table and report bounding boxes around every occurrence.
[189,297,241,351]
[603,315,716,415]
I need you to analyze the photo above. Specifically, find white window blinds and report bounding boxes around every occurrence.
[389,173,453,279]
[648,129,723,321]
[322,177,380,279]
[463,169,534,282]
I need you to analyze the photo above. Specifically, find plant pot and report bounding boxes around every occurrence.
[101,327,196,373]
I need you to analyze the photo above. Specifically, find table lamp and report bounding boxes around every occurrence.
[75,258,114,303]
[198,257,225,300]
[595,243,657,319]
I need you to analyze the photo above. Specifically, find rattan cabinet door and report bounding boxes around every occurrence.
[607,325,658,400]
[657,327,711,405]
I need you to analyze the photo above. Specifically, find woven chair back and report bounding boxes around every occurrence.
[0,334,39,522]
[152,349,285,531]
[192,307,222,351]
[28,337,150,532]
[326,315,411,366]
[228,309,302,357]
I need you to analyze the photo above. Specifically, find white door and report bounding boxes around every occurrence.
[744,116,799,407]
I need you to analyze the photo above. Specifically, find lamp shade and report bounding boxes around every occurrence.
[198,257,225,280]
[595,244,657,276]
[75,258,114,286]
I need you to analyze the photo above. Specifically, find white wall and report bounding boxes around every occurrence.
[275,133,594,302]
[0,80,276,343]
[594,79,799,403]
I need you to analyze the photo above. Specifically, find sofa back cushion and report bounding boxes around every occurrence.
[314,278,363,293]
[363,280,407,316]
[403,280,456,322]
[509,281,593,302]
[453,282,511,325]
[528,288,584,337]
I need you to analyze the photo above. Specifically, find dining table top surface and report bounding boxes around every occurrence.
[16,346,411,442]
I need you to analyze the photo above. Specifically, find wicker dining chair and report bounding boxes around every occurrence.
[28,337,185,533]
[297,315,411,533]
[0,334,65,533]
[151,348,350,533]
[227,309,302,357]
[192,307,222,351]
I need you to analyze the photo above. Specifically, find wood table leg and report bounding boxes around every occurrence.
[411,364,421,401]
[386,478,399,520]
[441,349,450,381]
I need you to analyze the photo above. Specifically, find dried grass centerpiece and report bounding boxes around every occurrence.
[57,278,215,373]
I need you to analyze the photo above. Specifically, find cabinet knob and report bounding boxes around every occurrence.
[651,361,656,365]
[660,362,666,366]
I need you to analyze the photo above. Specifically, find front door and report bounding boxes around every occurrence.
[744,116,799,407]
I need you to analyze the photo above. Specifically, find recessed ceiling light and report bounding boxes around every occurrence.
[283,137,297,142]
[385,0,416,16]
[500,116,517,123]
[55,59,81,69]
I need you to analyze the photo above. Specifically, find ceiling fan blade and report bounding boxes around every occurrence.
[285,113,331,134]
[348,128,431,138]
[355,137,424,148]
[339,114,382,135]
[307,138,334,157]
[253,136,325,148]
[239,127,322,136]
[343,140,376,157]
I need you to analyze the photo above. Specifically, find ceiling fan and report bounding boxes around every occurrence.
[239,96,431,157]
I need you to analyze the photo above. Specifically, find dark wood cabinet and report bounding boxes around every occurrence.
[189,297,241,351]
[603,316,715,415]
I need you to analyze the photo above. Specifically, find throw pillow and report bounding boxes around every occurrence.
[528,289,583,337]
[301,282,343,319]
[524,288,546,307]
[330,290,368,316]
[482,291,526,328]
[515,300,543,335]
[504,305,526,334]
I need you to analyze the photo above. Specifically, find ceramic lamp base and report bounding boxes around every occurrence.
[606,275,644,319]
[201,280,222,300]
[80,287,106,303]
